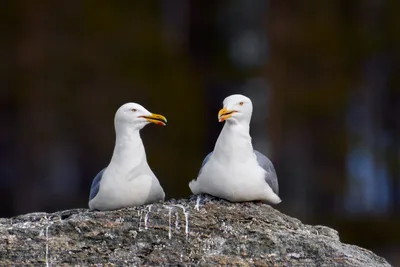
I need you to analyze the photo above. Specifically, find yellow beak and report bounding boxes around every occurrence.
[140,113,167,126]
[218,108,236,122]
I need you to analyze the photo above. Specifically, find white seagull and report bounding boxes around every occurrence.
[189,94,281,204]
[89,102,167,211]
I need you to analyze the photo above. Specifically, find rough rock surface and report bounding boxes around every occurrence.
[0,195,392,266]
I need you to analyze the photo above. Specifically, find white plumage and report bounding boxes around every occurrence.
[89,103,166,211]
[189,94,281,204]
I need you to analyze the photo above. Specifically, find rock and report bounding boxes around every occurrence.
[0,195,392,266]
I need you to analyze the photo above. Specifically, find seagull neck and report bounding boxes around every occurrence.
[110,126,145,168]
[214,122,253,160]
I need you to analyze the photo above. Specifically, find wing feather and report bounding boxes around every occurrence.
[89,168,106,201]
[254,150,279,195]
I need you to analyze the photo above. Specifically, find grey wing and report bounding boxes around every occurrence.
[254,150,279,195]
[201,152,213,168]
[89,168,106,201]
[198,152,213,175]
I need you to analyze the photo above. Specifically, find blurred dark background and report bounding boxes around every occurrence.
[1,0,399,265]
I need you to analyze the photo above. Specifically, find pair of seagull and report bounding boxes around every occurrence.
[88,94,281,211]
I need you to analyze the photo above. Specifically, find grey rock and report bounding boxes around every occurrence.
[0,195,392,266]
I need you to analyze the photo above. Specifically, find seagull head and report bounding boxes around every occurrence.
[218,94,253,125]
[115,102,167,131]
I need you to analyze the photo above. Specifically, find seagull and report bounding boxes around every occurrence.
[88,102,167,211]
[189,94,281,204]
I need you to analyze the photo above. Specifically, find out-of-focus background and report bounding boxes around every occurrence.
[1,0,399,264]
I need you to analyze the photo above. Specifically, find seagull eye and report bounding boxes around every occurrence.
[132,109,137,112]
[239,102,244,106]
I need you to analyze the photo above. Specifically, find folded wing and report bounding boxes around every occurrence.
[89,168,106,201]
[254,150,279,195]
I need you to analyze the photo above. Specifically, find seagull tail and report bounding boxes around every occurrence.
[266,193,282,205]
[189,179,200,194]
